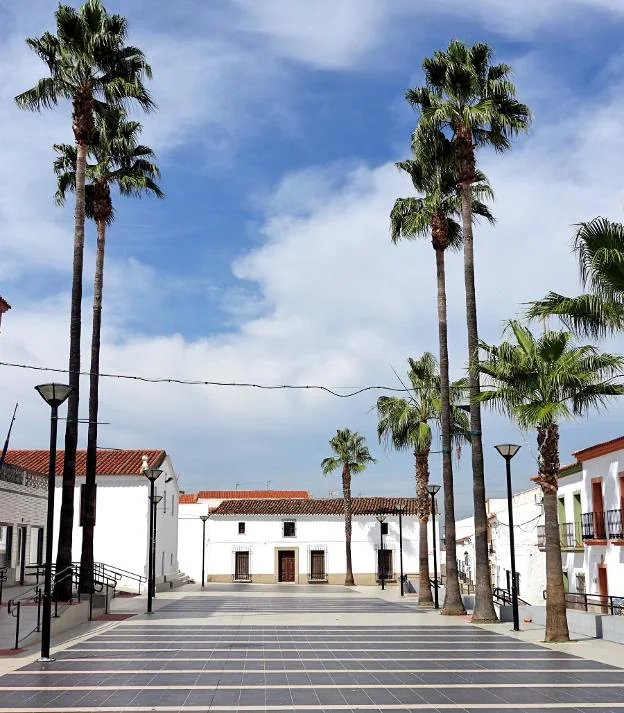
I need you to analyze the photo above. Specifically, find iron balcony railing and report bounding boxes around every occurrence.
[582,511,607,540]
[606,509,623,539]
[537,522,583,549]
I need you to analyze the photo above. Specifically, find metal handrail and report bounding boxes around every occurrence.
[493,587,529,607]
[0,566,7,604]
[544,589,624,615]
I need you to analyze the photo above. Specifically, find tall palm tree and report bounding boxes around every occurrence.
[321,429,375,586]
[406,40,531,622]
[528,218,624,338]
[15,0,153,599]
[376,354,469,606]
[53,108,163,592]
[477,320,624,641]
[390,130,493,615]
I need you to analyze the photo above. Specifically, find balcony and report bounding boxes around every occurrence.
[606,510,623,540]
[582,511,606,541]
[537,522,583,550]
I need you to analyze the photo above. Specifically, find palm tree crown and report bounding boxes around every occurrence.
[321,428,375,476]
[527,218,624,339]
[53,107,163,220]
[477,320,624,435]
[15,0,153,139]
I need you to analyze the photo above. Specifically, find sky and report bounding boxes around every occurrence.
[1,0,624,516]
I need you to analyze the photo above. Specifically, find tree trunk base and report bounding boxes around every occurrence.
[418,599,434,608]
[344,578,355,586]
[544,634,571,643]
[441,604,466,616]
[471,614,498,624]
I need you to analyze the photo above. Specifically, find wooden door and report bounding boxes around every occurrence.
[598,564,609,613]
[234,551,249,581]
[278,550,295,582]
[377,549,393,581]
[592,480,605,538]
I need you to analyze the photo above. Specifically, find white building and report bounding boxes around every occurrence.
[203,497,423,585]
[0,462,47,586]
[6,449,180,592]
[178,489,310,583]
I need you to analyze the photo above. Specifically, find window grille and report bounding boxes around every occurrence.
[307,545,328,581]
[233,547,251,581]
[238,522,246,535]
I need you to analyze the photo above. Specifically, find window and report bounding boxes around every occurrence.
[238,522,246,535]
[309,550,326,581]
[283,521,296,537]
[381,522,388,535]
[234,551,250,581]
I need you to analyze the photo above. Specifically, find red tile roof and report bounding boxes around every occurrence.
[179,493,199,504]
[196,490,310,500]
[5,449,166,476]
[212,497,418,516]
[572,435,624,462]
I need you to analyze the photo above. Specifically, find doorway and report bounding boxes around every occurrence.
[597,564,609,613]
[278,550,296,582]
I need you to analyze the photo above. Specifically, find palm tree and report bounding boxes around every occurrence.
[53,108,163,592]
[15,0,153,599]
[390,130,493,615]
[528,218,624,338]
[376,354,469,606]
[477,320,624,641]
[406,40,531,622]
[321,429,375,586]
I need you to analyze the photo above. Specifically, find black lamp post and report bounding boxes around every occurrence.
[376,514,386,590]
[143,468,162,613]
[426,483,441,609]
[200,514,209,587]
[495,443,522,631]
[35,383,73,662]
[151,494,163,600]
[395,503,405,596]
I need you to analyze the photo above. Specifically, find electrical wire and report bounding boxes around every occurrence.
[0,359,471,398]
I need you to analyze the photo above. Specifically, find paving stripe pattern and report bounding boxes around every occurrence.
[1,595,623,711]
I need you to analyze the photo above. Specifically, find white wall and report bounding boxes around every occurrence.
[200,514,424,583]
[178,502,208,582]
[52,455,179,591]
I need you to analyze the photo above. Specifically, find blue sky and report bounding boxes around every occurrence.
[1,0,624,515]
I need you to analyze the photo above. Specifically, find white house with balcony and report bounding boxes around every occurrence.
[0,462,47,586]
[178,489,310,583]
[202,497,424,585]
[5,449,181,592]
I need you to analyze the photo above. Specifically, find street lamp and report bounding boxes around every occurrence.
[151,494,163,602]
[35,383,73,662]
[495,443,522,631]
[143,467,162,613]
[200,514,209,587]
[395,503,406,597]
[376,514,386,590]
[426,483,441,609]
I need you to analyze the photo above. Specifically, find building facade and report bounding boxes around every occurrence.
[0,462,47,586]
[6,449,180,591]
[203,497,424,585]
[178,490,310,584]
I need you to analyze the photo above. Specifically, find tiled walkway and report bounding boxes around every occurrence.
[0,590,623,711]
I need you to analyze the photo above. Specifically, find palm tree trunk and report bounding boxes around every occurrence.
[55,139,87,601]
[415,449,433,606]
[538,424,569,642]
[342,465,355,586]
[460,181,497,623]
[434,247,465,615]
[79,218,106,593]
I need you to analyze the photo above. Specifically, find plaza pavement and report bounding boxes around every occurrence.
[0,583,623,711]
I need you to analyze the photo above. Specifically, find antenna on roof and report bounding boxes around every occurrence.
[0,403,18,469]
[235,481,240,491]
[266,480,272,490]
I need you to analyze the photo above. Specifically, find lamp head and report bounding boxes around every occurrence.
[200,514,209,522]
[394,502,406,513]
[426,483,441,496]
[35,383,73,408]
[152,494,163,504]
[495,443,521,459]
[144,468,162,482]
[375,513,386,523]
